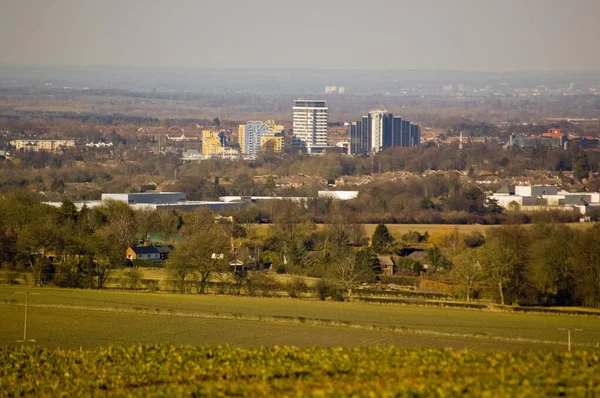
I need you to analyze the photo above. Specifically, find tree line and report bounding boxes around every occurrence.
[2,191,600,308]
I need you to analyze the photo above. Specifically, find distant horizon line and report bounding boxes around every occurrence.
[1,63,599,75]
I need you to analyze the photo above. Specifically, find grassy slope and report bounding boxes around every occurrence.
[1,287,599,350]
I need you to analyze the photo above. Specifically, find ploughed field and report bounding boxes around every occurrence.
[1,287,599,350]
[2,345,600,397]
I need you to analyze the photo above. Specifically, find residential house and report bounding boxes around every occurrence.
[377,255,395,276]
[156,245,174,261]
[125,245,176,263]
[229,259,246,272]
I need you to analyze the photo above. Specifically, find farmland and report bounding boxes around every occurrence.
[2,345,600,397]
[1,287,599,351]
[256,222,593,238]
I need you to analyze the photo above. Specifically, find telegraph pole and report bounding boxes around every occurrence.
[15,291,38,343]
[558,328,583,352]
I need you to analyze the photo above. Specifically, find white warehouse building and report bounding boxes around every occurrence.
[489,185,600,213]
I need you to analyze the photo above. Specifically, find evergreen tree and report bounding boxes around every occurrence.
[355,247,381,274]
[59,199,79,223]
[371,224,394,254]
[574,152,589,181]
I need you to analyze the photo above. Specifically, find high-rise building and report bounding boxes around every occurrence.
[292,100,328,154]
[350,111,420,155]
[238,120,284,155]
[410,123,421,147]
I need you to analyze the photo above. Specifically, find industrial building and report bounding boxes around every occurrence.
[43,192,248,212]
[489,185,600,214]
[43,190,360,213]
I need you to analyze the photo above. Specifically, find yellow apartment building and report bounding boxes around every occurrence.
[239,120,284,155]
[202,130,223,156]
[238,125,246,154]
[261,134,284,153]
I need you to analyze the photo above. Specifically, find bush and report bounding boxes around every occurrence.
[247,273,280,297]
[125,268,143,290]
[395,257,423,276]
[329,286,345,302]
[275,265,287,274]
[464,231,485,248]
[287,277,308,298]
[144,279,159,292]
[315,279,329,301]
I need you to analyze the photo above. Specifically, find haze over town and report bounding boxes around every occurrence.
[1,0,599,72]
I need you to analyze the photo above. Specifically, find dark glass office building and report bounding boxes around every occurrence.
[350,111,420,155]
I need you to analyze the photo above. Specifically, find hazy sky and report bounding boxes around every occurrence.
[1,0,599,72]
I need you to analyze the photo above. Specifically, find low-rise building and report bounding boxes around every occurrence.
[126,246,161,262]
[317,191,359,200]
[167,133,200,142]
[44,191,249,212]
[10,139,76,152]
[260,133,284,153]
[103,192,186,204]
[126,244,174,263]
[202,130,224,156]
[489,184,600,213]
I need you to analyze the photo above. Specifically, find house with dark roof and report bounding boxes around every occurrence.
[156,245,174,260]
[126,246,161,262]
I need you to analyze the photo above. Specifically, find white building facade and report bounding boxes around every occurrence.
[292,100,328,154]
[370,110,387,153]
[489,184,600,213]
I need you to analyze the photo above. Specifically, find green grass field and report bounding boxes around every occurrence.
[1,286,599,351]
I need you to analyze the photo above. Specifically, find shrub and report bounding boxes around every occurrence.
[247,273,279,297]
[275,265,287,274]
[315,279,329,301]
[329,286,345,302]
[287,277,308,298]
[144,279,159,292]
[463,231,485,248]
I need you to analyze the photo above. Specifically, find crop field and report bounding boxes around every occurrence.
[1,286,600,351]
[362,223,493,237]
[253,223,494,237]
[254,223,593,239]
[2,345,600,396]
